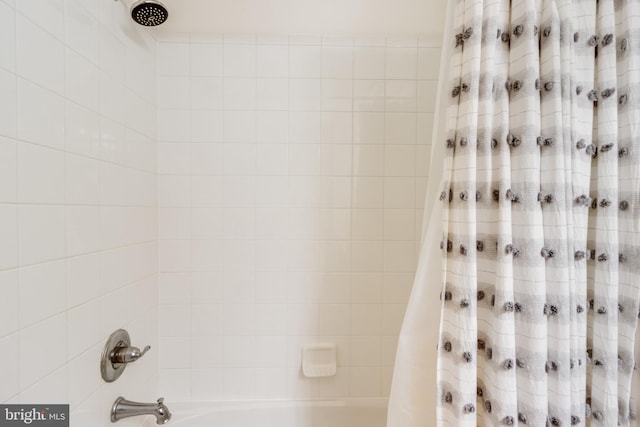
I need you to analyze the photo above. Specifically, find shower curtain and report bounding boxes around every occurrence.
[388,0,640,426]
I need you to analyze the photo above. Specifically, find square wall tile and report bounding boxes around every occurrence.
[65,49,99,112]
[350,367,381,397]
[18,143,64,204]
[159,240,191,272]
[289,46,321,78]
[322,79,353,112]
[257,45,289,78]
[256,112,288,144]
[65,154,100,205]
[67,253,101,308]
[386,47,418,79]
[159,42,190,76]
[384,145,416,177]
[158,109,189,141]
[65,104,100,160]
[158,142,190,175]
[17,78,64,149]
[255,368,288,399]
[418,48,441,80]
[224,44,257,77]
[19,260,66,328]
[353,145,384,176]
[322,46,353,79]
[99,72,125,124]
[0,270,18,338]
[65,0,99,64]
[354,47,385,79]
[19,314,66,389]
[383,241,416,272]
[351,336,382,366]
[353,112,385,145]
[353,80,385,112]
[158,76,189,109]
[190,77,223,110]
[352,177,383,209]
[321,112,352,144]
[351,241,383,273]
[16,15,64,95]
[351,273,383,304]
[0,333,19,402]
[223,111,256,143]
[190,208,223,239]
[0,137,17,202]
[384,177,415,209]
[18,205,65,266]
[191,43,223,76]
[0,69,17,139]
[256,144,288,175]
[191,176,224,207]
[191,369,224,400]
[257,78,288,110]
[0,2,16,73]
[289,78,321,111]
[159,369,191,402]
[66,344,100,407]
[159,272,192,304]
[16,0,64,40]
[191,336,224,368]
[191,110,224,142]
[66,300,101,358]
[159,207,191,240]
[224,77,256,110]
[66,206,101,255]
[159,305,191,337]
[385,113,417,145]
[159,336,191,368]
[386,80,417,112]
[417,80,438,113]
[191,304,223,335]
[350,304,382,335]
[384,209,416,241]
[159,175,191,207]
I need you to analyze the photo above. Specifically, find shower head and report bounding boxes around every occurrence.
[130,0,168,26]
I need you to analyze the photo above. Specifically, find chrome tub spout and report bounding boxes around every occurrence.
[111,397,172,425]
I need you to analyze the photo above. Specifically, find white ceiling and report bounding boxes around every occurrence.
[157,0,446,36]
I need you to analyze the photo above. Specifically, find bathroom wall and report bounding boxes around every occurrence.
[0,0,158,425]
[160,0,447,36]
[157,32,440,401]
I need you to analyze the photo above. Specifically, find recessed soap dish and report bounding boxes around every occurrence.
[301,343,336,377]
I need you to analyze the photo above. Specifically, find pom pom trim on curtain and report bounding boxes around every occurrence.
[388,0,640,426]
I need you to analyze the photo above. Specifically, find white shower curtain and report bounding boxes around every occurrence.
[388,0,640,426]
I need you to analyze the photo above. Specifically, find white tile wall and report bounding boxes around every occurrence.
[0,2,158,427]
[3,0,441,408]
[158,33,440,401]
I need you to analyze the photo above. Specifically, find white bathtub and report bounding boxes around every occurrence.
[159,399,387,427]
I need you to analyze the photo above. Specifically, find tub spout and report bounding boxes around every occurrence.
[111,397,172,425]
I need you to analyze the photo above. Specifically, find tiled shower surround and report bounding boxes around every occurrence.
[157,33,440,400]
[0,0,158,425]
[0,0,441,417]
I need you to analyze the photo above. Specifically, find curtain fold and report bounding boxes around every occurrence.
[388,0,640,426]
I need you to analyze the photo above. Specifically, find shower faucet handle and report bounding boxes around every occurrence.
[111,344,151,364]
[101,329,152,382]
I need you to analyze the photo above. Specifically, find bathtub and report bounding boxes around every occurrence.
[156,399,387,427]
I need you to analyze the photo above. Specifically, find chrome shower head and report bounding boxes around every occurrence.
[130,0,168,26]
